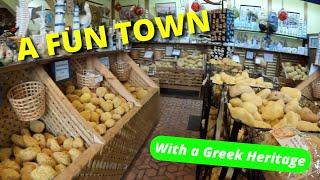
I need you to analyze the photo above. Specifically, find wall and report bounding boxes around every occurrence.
[2,0,320,33]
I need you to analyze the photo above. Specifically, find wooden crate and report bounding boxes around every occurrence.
[297,72,320,100]
[0,67,103,180]
[51,53,160,178]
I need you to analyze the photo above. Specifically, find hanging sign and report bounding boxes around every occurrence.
[51,60,70,82]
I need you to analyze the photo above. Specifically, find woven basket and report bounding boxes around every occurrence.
[77,69,102,90]
[111,60,131,82]
[312,78,320,99]
[130,50,140,60]
[154,50,163,60]
[7,81,46,122]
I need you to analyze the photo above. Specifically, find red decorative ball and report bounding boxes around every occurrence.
[191,1,201,12]
[278,8,288,21]
[134,6,144,16]
[115,2,122,12]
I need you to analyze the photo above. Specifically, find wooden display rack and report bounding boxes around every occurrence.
[0,51,160,179]
[0,68,103,180]
[56,52,160,179]
[131,43,205,93]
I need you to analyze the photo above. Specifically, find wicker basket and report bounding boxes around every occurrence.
[312,78,320,99]
[7,81,46,122]
[76,69,102,90]
[130,49,140,60]
[154,50,163,60]
[111,60,132,82]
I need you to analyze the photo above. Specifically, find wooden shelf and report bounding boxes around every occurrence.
[234,46,309,57]
[234,29,308,40]
[0,50,125,74]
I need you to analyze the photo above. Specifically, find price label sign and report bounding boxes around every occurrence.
[165,46,174,56]
[100,57,110,69]
[245,51,254,60]
[144,51,154,59]
[53,60,70,81]
[172,49,181,57]
[95,75,104,83]
[232,55,240,63]
[264,53,274,62]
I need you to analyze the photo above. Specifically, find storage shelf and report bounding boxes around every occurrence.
[0,50,125,74]
[234,28,307,40]
[234,46,308,57]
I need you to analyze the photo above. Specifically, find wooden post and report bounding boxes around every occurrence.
[304,2,308,23]
[145,0,149,12]
[268,0,272,12]
[111,0,115,20]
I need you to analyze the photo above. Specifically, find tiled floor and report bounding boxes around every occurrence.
[124,96,202,180]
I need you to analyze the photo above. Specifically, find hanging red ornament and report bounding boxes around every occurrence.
[191,1,201,12]
[278,8,288,21]
[115,2,122,12]
[134,6,144,16]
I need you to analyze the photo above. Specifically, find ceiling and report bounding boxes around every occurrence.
[303,0,320,5]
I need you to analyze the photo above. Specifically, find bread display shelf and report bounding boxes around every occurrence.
[131,43,205,92]
[51,52,160,178]
[0,51,159,179]
[0,67,103,180]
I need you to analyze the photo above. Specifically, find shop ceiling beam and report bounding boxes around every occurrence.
[0,0,16,14]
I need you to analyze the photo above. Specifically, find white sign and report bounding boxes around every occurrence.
[144,51,154,59]
[95,75,103,83]
[100,57,110,69]
[309,64,319,76]
[232,55,240,63]
[54,60,70,81]
[264,53,274,62]
[165,46,174,56]
[255,56,263,65]
[172,49,181,56]
[316,33,320,65]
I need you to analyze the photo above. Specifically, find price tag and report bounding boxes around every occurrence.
[172,49,181,57]
[271,129,308,150]
[245,51,254,60]
[165,46,174,56]
[232,55,240,63]
[255,56,263,65]
[95,75,103,83]
[100,57,110,69]
[144,51,154,59]
[309,64,319,76]
[264,53,274,62]
[54,60,70,81]
[316,33,320,64]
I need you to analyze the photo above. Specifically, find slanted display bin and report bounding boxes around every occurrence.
[0,67,103,180]
[49,52,160,179]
